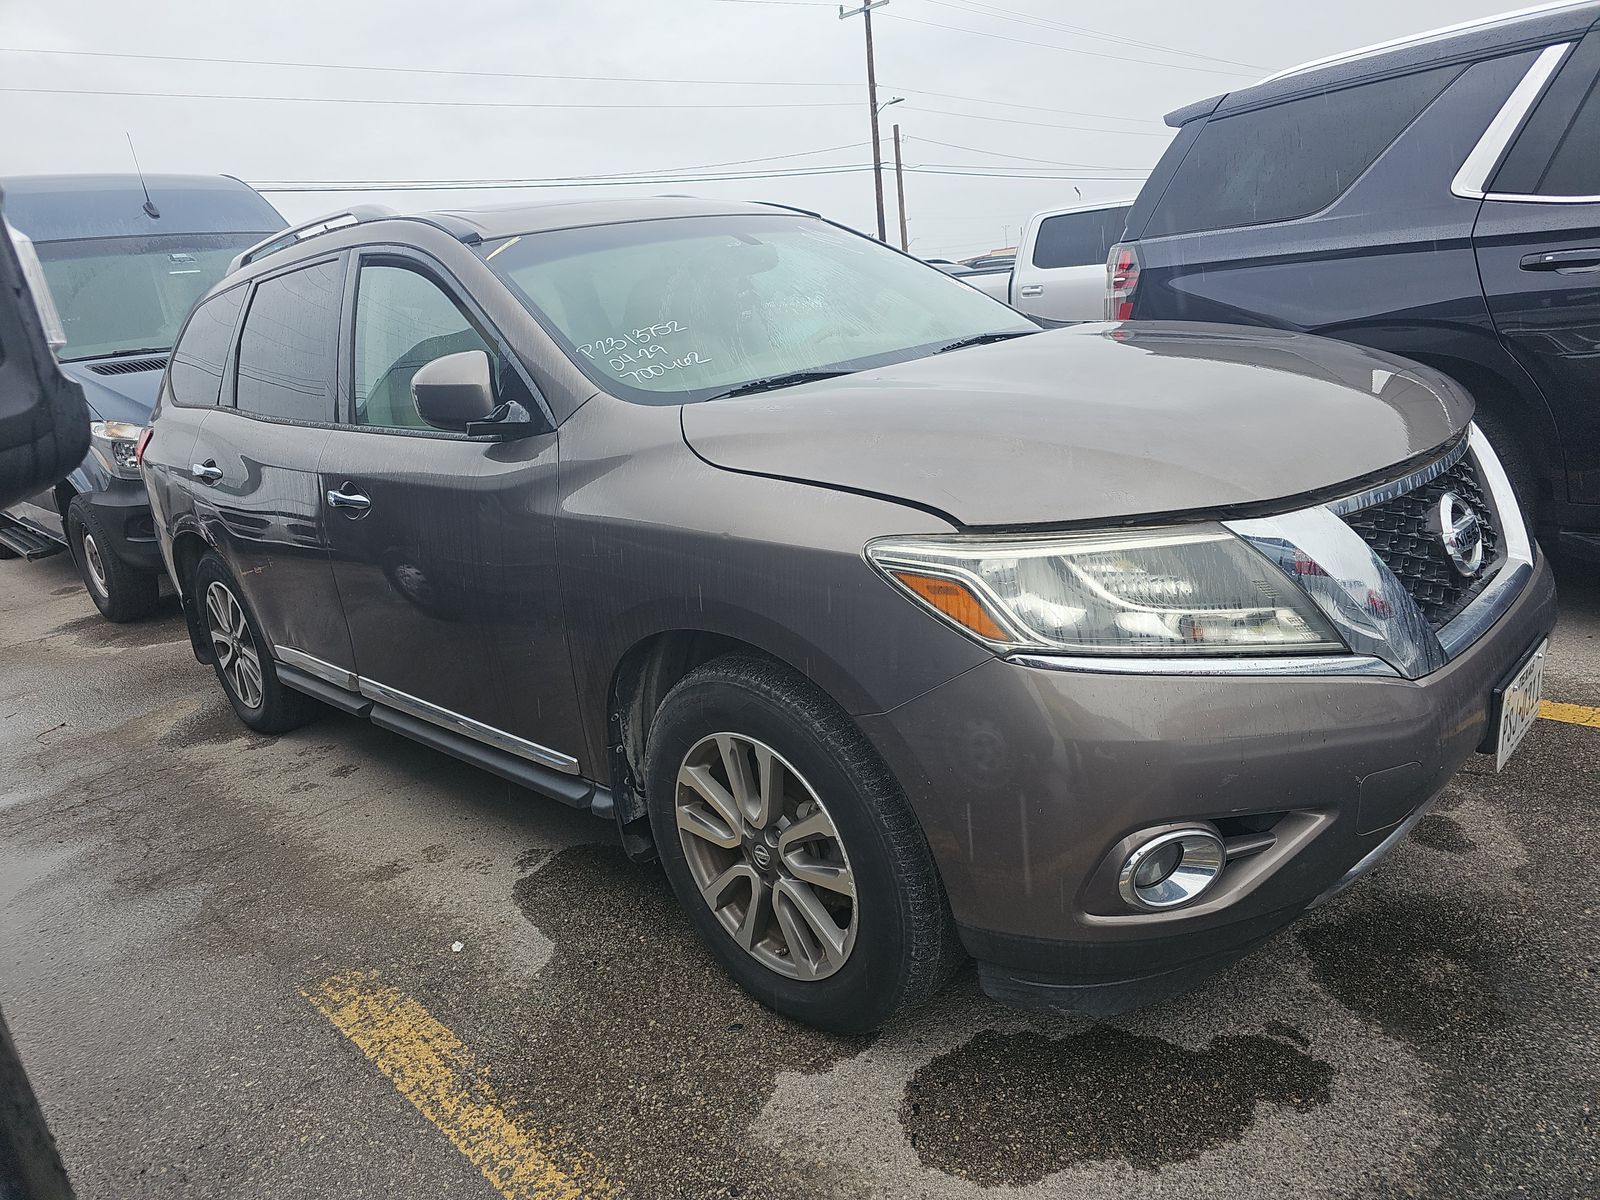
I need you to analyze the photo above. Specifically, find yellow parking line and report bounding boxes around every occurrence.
[1540,700,1600,729]
[302,970,614,1200]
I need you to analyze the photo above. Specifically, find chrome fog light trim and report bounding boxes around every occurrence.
[1119,828,1226,911]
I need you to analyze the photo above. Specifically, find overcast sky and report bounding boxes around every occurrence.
[1,0,1522,258]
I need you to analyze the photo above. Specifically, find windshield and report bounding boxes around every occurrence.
[35,232,270,362]
[479,213,1035,404]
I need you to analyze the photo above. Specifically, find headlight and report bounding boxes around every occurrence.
[89,420,146,479]
[866,525,1346,656]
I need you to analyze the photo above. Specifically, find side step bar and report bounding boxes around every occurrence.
[276,663,614,817]
[0,517,65,561]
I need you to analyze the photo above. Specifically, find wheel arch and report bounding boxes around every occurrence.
[170,527,217,664]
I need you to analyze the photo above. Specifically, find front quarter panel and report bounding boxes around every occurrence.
[556,393,993,772]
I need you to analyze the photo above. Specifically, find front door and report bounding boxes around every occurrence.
[319,253,585,770]
[1475,32,1600,508]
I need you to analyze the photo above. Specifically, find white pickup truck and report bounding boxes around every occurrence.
[1008,199,1133,322]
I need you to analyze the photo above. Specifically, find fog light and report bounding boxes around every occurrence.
[1119,828,1225,911]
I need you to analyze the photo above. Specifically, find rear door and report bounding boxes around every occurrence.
[187,254,356,678]
[318,250,583,767]
[1475,32,1600,507]
[1011,204,1130,321]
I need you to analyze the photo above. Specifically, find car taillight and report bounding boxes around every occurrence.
[135,426,154,467]
[1105,242,1141,321]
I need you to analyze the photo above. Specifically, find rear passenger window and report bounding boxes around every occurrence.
[1493,36,1600,197]
[1146,66,1459,236]
[168,286,245,407]
[1032,207,1132,269]
[352,265,495,429]
[234,259,342,422]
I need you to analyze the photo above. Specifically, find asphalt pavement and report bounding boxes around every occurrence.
[2,551,1596,1199]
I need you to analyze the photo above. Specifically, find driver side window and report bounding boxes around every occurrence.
[352,264,495,429]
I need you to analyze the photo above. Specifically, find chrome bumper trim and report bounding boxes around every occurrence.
[1307,793,1439,910]
[1008,653,1397,677]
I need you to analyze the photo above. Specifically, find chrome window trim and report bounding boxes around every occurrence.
[1451,43,1574,199]
[272,643,579,774]
[1008,653,1398,678]
[357,677,580,774]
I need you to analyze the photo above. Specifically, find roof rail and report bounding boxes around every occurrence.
[226,204,399,273]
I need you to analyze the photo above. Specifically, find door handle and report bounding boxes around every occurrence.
[190,461,223,484]
[1018,284,1044,297]
[1519,248,1600,272]
[326,483,372,515]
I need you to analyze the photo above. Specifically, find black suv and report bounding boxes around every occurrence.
[1112,1,1600,562]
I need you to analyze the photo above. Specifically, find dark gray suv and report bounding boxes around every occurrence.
[141,197,1556,1031]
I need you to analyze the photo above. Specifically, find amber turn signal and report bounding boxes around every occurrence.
[891,571,1011,643]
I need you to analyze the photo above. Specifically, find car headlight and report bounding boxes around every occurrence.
[866,525,1346,656]
[89,420,146,479]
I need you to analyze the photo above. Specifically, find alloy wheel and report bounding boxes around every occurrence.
[674,733,857,980]
[204,581,264,710]
[80,531,108,598]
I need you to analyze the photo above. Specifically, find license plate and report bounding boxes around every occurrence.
[1494,638,1547,771]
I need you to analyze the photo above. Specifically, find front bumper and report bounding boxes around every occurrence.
[82,476,161,573]
[857,548,1557,1014]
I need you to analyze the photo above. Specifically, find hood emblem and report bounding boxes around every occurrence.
[1434,491,1486,578]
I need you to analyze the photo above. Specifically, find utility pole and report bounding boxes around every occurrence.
[839,1,890,241]
[892,123,909,252]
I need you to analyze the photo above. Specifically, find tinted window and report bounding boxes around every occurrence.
[352,265,495,429]
[1493,36,1600,197]
[1146,67,1458,236]
[1032,207,1132,269]
[168,286,246,407]
[235,260,342,422]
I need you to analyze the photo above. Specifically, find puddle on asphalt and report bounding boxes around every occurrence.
[898,1026,1333,1185]
[504,843,870,1199]
[1409,812,1476,855]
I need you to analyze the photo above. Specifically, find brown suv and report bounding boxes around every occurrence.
[141,197,1555,1031]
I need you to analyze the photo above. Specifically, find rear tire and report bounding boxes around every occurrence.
[66,496,160,622]
[643,655,961,1033]
[191,552,317,735]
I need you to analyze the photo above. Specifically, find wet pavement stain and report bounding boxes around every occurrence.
[490,843,871,1200]
[899,1026,1332,1185]
[50,605,185,649]
[1410,812,1476,855]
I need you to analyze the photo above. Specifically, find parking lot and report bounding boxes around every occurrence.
[0,550,1595,1199]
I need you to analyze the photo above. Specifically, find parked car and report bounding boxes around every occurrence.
[1111,0,1600,561]
[0,174,284,619]
[949,263,1013,302]
[1010,198,1134,322]
[142,197,1554,1032]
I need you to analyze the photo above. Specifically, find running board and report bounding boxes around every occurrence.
[0,517,65,560]
[276,663,612,816]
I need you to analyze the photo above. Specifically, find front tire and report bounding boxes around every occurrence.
[66,495,160,622]
[192,552,317,735]
[644,655,961,1033]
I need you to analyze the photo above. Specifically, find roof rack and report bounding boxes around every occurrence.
[226,204,399,273]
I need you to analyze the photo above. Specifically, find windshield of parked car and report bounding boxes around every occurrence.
[479,213,1036,403]
[34,232,268,361]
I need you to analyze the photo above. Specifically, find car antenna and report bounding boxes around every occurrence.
[125,133,160,219]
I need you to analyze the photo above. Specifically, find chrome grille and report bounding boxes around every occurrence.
[1342,454,1502,630]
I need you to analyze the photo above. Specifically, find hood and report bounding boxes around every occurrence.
[58,358,165,425]
[680,323,1471,528]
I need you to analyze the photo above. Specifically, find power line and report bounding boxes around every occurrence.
[909,103,1174,136]
[919,0,1263,70]
[887,84,1164,125]
[882,12,1256,76]
[0,45,856,89]
[907,135,1148,170]
[0,85,858,111]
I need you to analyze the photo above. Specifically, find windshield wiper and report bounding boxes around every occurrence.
[707,369,856,400]
[932,330,1036,355]
[83,346,172,361]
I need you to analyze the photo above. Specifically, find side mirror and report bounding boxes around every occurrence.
[413,350,496,431]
